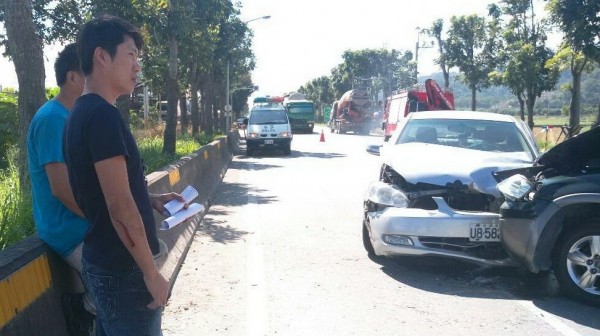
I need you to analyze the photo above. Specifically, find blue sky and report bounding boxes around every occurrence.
[0,0,556,95]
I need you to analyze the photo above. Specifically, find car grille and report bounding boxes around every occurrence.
[419,237,508,260]
[446,193,499,212]
[260,134,278,138]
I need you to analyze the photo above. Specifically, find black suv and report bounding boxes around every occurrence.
[495,126,600,307]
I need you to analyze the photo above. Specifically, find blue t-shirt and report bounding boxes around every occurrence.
[63,93,159,271]
[27,100,89,257]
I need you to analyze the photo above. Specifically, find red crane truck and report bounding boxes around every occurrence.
[382,79,455,141]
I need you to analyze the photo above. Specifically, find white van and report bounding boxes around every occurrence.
[244,105,292,156]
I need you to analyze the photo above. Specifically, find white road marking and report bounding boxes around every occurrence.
[246,161,268,336]
[519,301,583,336]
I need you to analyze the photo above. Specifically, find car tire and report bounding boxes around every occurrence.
[552,219,600,307]
[283,145,291,156]
[362,219,375,255]
[246,146,253,156]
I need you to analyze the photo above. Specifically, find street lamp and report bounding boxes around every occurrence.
[244,15,271,24]
[225,15,271,131]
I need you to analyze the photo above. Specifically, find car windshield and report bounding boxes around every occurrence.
[249,109,288,125]
[396,118,535,156]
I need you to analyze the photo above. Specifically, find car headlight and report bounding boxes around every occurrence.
[279,132,292,137]
[365,181,409,208]
[497,174,534,201]
[247,132,260,139]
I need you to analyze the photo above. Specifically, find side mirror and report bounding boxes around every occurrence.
[366,144,381,156]
[243,118,249,125]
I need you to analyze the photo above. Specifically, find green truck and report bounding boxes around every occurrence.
[284,93,316,134]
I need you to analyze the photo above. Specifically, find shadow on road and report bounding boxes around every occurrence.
[368,254,600,329]
[233,141,347,160]
[197,217,249,245]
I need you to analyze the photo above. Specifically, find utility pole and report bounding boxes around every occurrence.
[414,27,433,84]
[225,15,271,131]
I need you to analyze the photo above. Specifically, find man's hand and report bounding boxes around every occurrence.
[144,270,169,309]
[150,192,188,215]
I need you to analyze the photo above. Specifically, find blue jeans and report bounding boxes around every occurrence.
[82,258,163,336]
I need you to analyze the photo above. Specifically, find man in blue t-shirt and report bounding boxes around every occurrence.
[27,43,96,320]
[64,15,185,336]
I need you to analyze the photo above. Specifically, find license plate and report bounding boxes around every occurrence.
[469,223,501,242]
[264,139,274,144]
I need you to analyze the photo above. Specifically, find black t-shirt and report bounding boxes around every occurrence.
[63,93,159,271]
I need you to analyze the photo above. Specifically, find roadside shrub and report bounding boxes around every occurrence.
[537,139,553,152]
[0,100,19,169]
[195,131,223,145]
[0,147,34,250]
[0,123,224,251]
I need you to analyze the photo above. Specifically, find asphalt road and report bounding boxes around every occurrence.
[162,127,600,336]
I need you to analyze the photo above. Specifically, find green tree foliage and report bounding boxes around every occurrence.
[547,0,600,126]
[0,98,18,169]
[298,76,335,119]
[328,48,414,101]
[445,14,500,111]
[32,0,250,152]
[488,0,559,127]
[547,0,600,63]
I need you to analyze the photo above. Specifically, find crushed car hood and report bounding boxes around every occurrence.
[536,126,600,169]
[382,143,534,197]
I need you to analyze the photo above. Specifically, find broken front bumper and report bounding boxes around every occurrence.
[366,197,517,267]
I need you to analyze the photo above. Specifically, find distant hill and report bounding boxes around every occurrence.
[420,68,600,115]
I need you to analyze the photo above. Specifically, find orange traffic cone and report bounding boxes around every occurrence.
[319,129,325,142]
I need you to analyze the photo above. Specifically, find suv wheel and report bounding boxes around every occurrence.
[553,219,600,307]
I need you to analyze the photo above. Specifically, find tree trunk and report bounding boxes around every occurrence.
[569,68,582,131]
[526,90,536,129]
[442,66,450,90]
[517,94,525,121]
[116,94,131,129]
[5,0,46,192]
[179,94,188,135]
[470,86,477,111]
[595,98,600,128]
[190,62,200,136]
[163,21,179,155]
[203,74,214,137]
[191,88,200,136]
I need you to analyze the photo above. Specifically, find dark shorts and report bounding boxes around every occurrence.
[82,258,163,336]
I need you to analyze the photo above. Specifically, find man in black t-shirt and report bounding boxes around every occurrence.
[63,15,185,336]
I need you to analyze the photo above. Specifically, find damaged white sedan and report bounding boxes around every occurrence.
[363,110,539,266]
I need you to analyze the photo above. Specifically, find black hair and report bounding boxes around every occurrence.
[54,43,80,87]
[77,14,144,76]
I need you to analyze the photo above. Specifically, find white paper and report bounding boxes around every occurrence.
[160,203,205,230]
[163,185,199,216]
